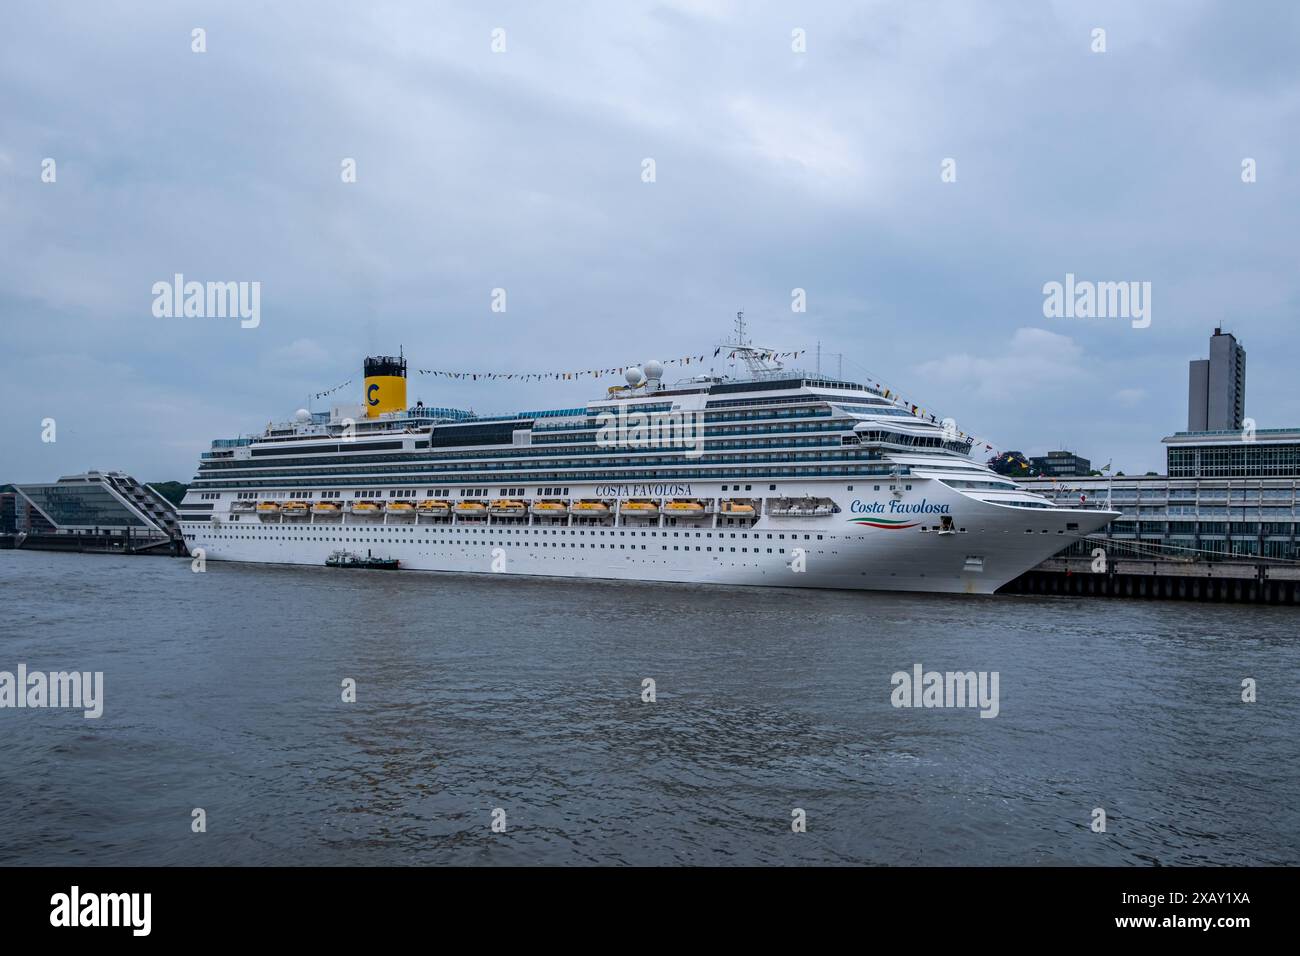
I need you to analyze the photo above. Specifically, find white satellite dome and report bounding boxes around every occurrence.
[625,366,645,386]
[294,408,311,423]
[643,359,664,380]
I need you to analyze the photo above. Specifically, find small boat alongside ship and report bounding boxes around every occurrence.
[325,549,399,570]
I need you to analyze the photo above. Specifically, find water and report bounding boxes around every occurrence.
[1,549,1297,866]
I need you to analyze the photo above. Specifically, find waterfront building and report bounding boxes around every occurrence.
[1188,327,1246,431]
[1017,327,1300,563]
[9,472,181,542]
[1029,450,1092,478]
[0,486,16,534]
[1023,428,1300,561]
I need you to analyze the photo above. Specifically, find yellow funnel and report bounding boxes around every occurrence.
[363,355,407,418]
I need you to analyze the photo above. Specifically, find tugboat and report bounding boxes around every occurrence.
[325,549,400,570]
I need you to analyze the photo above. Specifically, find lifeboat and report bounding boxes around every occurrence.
[570,499,610,516]
[489,499,527,517]
[281,501,310,519]
[720,499,756,515]
[387,500,417,518]
[350,500,381,516]
[530,500,567,516]
[231,500,256,512]
[621,499,659,518]
[417,499,451,517]
[256,501,282,518]
[454,500,488,517]
[311,500,343,516]
[663,498,705,517]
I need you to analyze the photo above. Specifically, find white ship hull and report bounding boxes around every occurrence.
[184,481,1114,595]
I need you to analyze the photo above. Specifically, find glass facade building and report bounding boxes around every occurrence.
[1165,428,1300,478]
[11,472,180,536]
[1022,428,1300,562]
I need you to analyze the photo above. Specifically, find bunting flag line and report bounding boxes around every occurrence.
[313,379,352,400]
[413,351,807,382]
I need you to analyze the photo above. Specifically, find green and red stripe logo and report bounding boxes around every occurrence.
[848,516,920,530]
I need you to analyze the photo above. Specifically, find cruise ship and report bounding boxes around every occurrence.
[178,337,1117,594]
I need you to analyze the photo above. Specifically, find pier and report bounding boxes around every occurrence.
[1002,555,1300,604]
[0,530,186,556]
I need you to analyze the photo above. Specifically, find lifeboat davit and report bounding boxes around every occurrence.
[768,496,834,517]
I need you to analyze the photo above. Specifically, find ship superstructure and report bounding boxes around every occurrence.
[178,340,1116,593]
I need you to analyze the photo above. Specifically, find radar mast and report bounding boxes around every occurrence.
[722,311,785,380]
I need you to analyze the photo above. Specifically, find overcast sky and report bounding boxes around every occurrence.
[2,0,1297,481]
